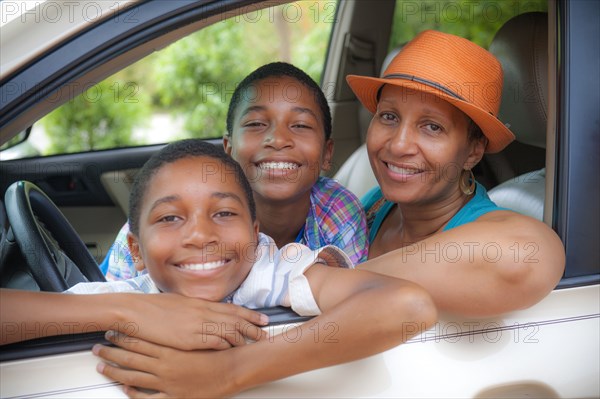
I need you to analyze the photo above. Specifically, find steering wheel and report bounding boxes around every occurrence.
[4,181,106,291]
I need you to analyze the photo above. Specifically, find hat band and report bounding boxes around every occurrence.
[382,73,467,101]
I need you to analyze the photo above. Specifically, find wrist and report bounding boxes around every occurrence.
[228,343,262,395]
[97,293,134,332]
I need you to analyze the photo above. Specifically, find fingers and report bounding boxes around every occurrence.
[104,331,163,358]
[229,322,268,344]
[190,333,233,350]
[186,303,269,349]
[96,358,161,393]
[227,304,270,326]
[122,385,166,399]
[196,319,268,348]
[93,341,158,377]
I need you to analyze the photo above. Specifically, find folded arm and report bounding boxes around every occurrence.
[358,211,565,317]
[95,264,437,397]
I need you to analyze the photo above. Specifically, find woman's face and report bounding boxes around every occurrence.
[224,76,333,204]
[367,85,484,205]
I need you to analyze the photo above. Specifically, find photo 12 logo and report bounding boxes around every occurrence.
[413,320,540,344]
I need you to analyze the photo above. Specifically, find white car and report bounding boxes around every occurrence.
[1,0,598,397]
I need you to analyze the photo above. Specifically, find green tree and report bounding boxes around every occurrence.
[390,0,547,50]
[152,19,251,139]
[40,2,336,152]
[42,81,149,154]
[152,4,334,139]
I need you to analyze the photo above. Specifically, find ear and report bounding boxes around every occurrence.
[321,138,335,172]
[127,232,146,272]
[464,138,486,170]
[223,135,233,156]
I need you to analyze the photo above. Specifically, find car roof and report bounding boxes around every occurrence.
[0,1,139,80]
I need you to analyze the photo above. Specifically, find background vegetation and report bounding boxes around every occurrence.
[389,0,547,49]
[38,0,546,156]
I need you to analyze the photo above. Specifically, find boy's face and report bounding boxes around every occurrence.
[224,76,333,204]
[128,156,259,301]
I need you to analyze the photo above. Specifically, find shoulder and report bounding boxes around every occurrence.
[362,186,389,228]
[312,177,361,206]
[361,186,384,211]
[468,208,562,250]
[445,182,509,230]
[310,176,365,220]
[476,208,543,229]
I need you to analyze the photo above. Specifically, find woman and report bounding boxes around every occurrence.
[347,30,565,316]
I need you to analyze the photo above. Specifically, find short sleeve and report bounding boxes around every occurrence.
[286,244,353,316]
[233,234,353,316]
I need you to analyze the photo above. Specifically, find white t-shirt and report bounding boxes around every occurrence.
[67,233,353,316]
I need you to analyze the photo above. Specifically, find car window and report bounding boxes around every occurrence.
[12,1,338,158]
[389,0,547,50]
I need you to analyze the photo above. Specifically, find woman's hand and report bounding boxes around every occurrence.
[94,331,238,398]
[118,293,268,350]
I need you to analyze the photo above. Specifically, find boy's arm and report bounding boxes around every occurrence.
[0,289,267,348]
[94,265,437,397]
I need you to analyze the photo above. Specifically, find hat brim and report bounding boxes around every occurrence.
[346,75,515,153]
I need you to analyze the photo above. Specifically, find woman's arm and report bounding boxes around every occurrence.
[358,211,565,317]
[93,267,437,397]
[0,289,267,348]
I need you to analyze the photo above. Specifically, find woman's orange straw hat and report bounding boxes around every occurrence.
[346,30,515,153]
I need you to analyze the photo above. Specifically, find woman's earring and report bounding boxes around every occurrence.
[460,169,475,195]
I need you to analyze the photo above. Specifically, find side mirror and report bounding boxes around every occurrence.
[0,127,39,160]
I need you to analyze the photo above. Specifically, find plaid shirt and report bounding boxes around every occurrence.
[101,176,368,281]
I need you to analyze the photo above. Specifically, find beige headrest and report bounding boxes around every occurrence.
[489,12,548,149]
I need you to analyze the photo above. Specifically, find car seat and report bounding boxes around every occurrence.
[333,48,401,199]
[487,12,548,220]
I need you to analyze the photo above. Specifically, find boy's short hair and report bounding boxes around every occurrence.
[129,139,256,236]
[226,62,332,140]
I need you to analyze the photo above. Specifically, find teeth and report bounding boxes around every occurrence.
[179,260,227,271]
[258,162,299,170]
[387,164,421,175]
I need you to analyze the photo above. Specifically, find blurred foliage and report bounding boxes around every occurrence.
[36,0,547,155]
[42,81,150,154]
[152,18,250,139]
[38,1,335,154]
[390,0,547,50]
[152,2,334,139]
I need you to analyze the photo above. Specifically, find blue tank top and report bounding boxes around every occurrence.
[361,182,507,244]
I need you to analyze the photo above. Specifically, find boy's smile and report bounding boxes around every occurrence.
[224,76,333,204]
[128,156,259,300]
